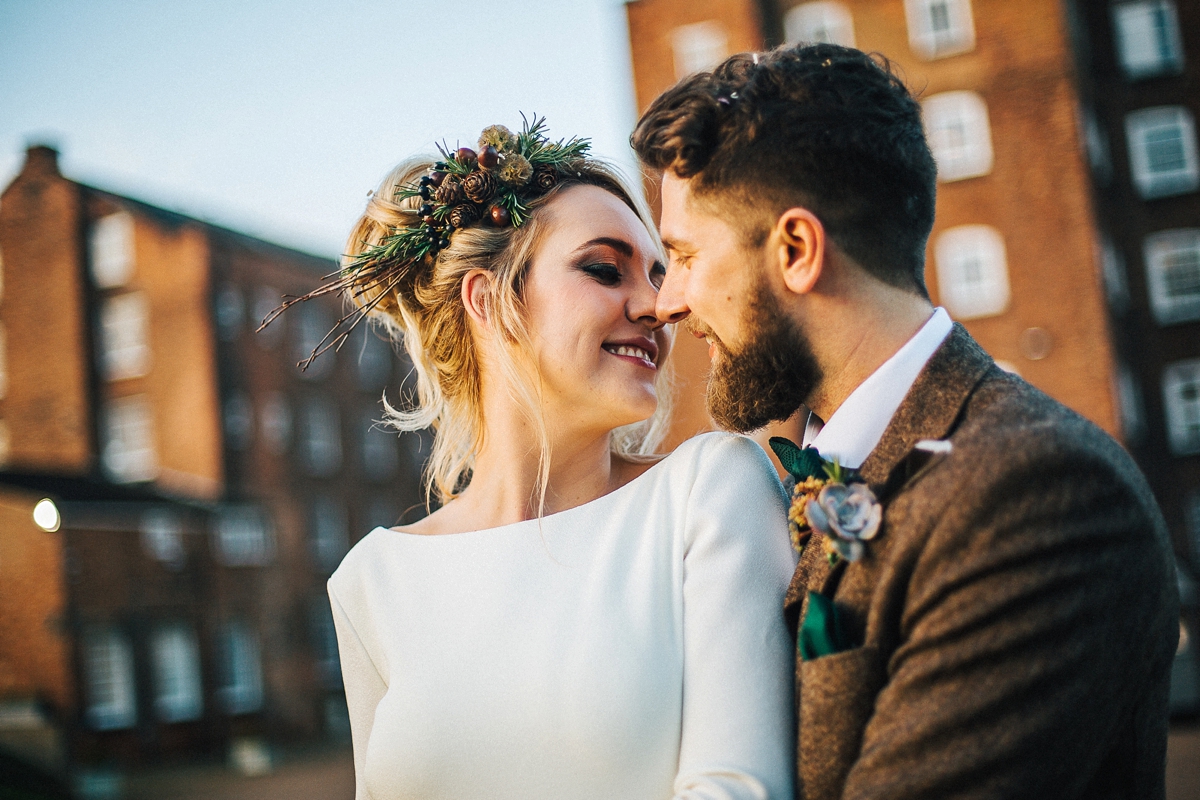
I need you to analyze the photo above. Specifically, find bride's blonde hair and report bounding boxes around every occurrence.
[346,155,673,506]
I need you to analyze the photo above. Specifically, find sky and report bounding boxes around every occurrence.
[0,0,642,257]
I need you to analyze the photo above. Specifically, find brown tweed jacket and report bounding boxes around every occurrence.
[788,325,1179,800]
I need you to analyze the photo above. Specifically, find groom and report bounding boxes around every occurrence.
[633,44,1179,799]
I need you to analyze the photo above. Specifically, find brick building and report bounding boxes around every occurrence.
[0,145,424,778]
[625,0,1200,705]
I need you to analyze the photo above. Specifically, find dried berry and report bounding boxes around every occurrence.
[455,147,477,164]
[478,146,500,169]
[489,204,512,227]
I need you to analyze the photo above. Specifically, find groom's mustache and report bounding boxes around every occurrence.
[684,316,721,345]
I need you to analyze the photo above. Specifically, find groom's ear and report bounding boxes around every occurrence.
[773,208,825,296]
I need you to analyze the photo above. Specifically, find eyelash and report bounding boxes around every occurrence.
[582,262,621,285]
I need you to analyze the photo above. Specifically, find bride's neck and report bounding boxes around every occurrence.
[452,398,619,528]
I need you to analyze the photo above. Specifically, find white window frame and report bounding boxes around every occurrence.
[89,212,135,289]
[84,627,137,730]
[923,91,994,182]
[102,394,157,483]
[294,303,335,379]
[223,391,254,450]
[784,2,856,47]
[1099,236,1131,313]
[141,508,185,569]
[670,21,729,79]
[355,329,392,390]
[217,619,263,715]
[212,504,274,567]
[1117,363,1146,444]
[152,623,203,723]
[934,225,1011,319]
[260,392,292,453]
[1163,358,1200,456]
[312,495,349,572]
[215,284,245,343]
[1125,106,1200,199]
[253,286,283,347]
[1144,229,1200,325]
[301,397,342,476]
[904,0,975,60]
[361,409,398,482]
[1112,0,1185,80]
[99,291,151,381]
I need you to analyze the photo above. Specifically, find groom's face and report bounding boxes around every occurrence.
[657,174,820,432]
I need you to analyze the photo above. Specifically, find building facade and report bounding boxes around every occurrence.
[625,0,1200,705]
[0,145,424,777]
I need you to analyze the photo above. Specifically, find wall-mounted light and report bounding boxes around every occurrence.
[32,498,60,532]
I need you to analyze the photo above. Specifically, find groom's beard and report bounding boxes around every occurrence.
[692,281,821,433]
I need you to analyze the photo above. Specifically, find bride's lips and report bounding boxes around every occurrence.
[602,336,659,370]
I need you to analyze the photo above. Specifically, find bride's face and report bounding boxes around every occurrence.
[520,184,671,435]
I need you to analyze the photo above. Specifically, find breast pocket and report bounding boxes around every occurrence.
[797,644,884,800]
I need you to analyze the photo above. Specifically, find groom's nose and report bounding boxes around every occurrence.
[655,265,691,324]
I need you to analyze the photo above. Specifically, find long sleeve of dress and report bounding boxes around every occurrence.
[673,435,798,800]
[329,588,387,800]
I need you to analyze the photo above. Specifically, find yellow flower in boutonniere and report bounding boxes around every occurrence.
[771,437,882,564]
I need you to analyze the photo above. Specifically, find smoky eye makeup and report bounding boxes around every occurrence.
[580,261,621,285]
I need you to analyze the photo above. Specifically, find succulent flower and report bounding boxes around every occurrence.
[499,153,534,186]
[478,124,518,153]
[805,483,882,563]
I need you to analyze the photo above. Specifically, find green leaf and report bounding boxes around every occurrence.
[769,437,827,481]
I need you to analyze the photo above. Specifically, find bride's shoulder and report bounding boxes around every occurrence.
[671,431,777,473]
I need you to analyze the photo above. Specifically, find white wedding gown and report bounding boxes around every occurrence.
[329,432,797,800]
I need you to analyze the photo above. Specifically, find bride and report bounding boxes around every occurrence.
[304,119,795,799]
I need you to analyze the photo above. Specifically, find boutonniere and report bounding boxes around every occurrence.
[769,437,882,564]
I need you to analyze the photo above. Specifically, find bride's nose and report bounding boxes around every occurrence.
[626,271,665,330]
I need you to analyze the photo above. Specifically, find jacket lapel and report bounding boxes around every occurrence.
[783,325,994,628]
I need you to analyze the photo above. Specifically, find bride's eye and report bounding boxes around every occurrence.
[582,263,621,285]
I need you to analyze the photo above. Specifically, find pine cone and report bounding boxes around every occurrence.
[532,165,558,192]
[434,177,465,206]
[462,170,498,204]
[447,203,480,229]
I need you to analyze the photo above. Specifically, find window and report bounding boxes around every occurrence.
[84,627,137,730]
[1163,359,1200,456]
[784,2,856,47]
[301,397,342,475]
[365,497,399,531]
[671,21,728,79]
[1112,1,1185,79]
[934,225,1011,319]
[904,0,975,59]
[141,508,185,569]
[152,624,203,722]
[212,505,274,566]
[102,394,157,483]
[223,392,254,450]
[1100,236,1131,313]
[1117,364,1146,444]
[260,392,292,453]
[311,596,342,689]
[1126,106,1200,199]
[99,292,150,380]
[1082,107,1113,184]
[923,91,994,181]
[253,286,283,347]
[217,620,263,715]
[361,410,398,482]
[355,329,392,390]
[295,303,335,379]
[215,285,245,343]
[89,212,135,289]
[311,495,349,572]
[1187,490,1200,560]
[1144,229,1200,324]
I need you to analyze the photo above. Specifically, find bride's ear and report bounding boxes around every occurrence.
[461,269,495,328]
[773,207,825,296]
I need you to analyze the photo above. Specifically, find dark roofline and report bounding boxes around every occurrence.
[77,183,340,273]
[0,470,212,509]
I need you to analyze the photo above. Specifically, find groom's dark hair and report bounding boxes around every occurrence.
[632,43,935,297]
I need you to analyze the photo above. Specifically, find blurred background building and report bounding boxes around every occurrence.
[1,0,1198,797]
[0,145,424,792]
[628,0,1200,719]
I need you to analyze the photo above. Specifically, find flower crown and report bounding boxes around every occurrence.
[260,116,591,369]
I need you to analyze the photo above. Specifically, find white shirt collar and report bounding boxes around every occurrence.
[809,307,953,469]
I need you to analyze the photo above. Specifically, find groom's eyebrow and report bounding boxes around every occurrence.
[574,237,634,257]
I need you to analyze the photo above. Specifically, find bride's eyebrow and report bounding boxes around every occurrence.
[571,236,634,258]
